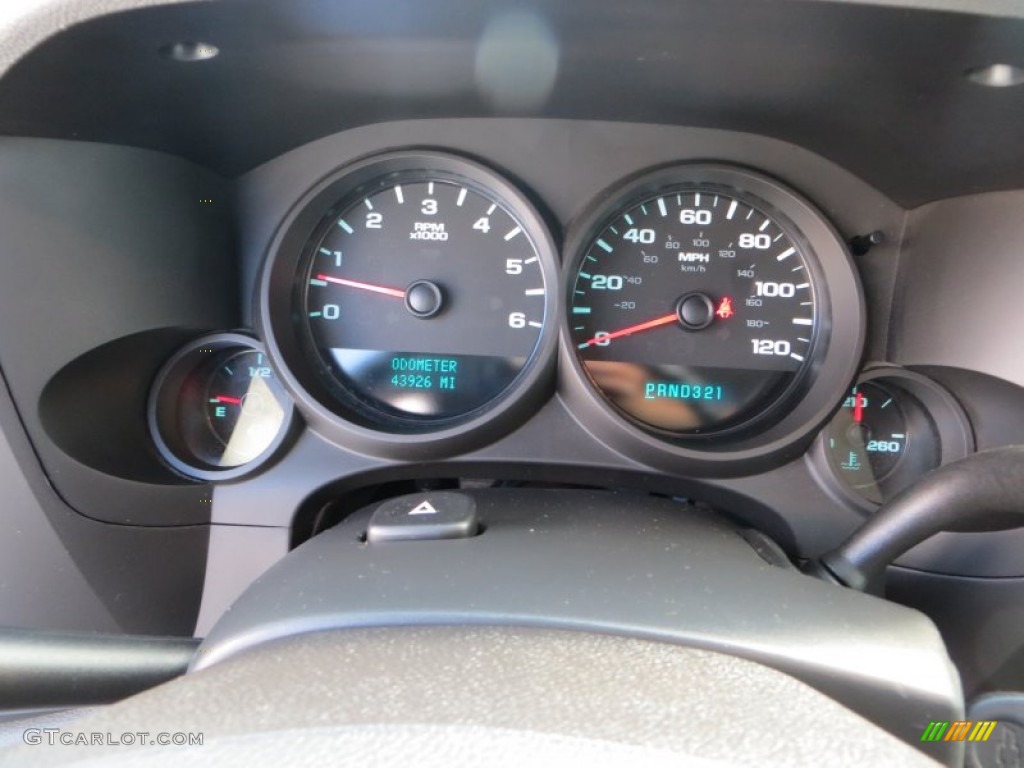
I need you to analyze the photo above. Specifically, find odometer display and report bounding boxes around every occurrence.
[569,178,822,437]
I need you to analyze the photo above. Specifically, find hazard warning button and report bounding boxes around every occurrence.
[366,492,479,543]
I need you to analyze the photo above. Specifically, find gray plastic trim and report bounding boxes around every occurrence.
[0,363,207,635]
[891,190,1024,390]
[195,489,963,759]
[0,138,235,525]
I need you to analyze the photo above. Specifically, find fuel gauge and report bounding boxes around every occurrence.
[812,368,973,508]
[149,334,295,480]
[204,350,285,466]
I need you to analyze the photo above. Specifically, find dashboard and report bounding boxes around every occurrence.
[1,0,1024,738]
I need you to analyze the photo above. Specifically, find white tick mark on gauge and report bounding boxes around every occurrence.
[428,182,434,195]
[524,288,544,295]
[364,199,374,210]
[746,209,754,220]
[774,232,784,242]
[792,318,813,325]
[504,226,522,241]
[790,353,805,362]
[395,186,404,204]
[695,193,702,207]
[726,200,738,220]
[487,204,496,215]
[456,188,467,206]
[777,247,796,261]
[337,219,354,234]
[528,321,543,328]
[597,239,613,253]
[657,197,667,217]
[759,218,771,231]
[524,256,538,264]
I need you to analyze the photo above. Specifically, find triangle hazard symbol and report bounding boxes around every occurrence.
[408,500,438,516]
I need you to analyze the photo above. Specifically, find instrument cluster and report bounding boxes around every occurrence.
[146,147,972,508]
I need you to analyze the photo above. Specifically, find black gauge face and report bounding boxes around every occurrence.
[202,350,287,466]
[569,185,820,436]
[149,335,294,480]
[823,381,940,505]
[298,171,549,428]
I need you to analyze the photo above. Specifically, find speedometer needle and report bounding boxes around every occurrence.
[315,274,406,299]
[578,312,678,348]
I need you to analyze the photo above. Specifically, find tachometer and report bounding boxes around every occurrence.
[561,164,864,468]
[261,151,560,456]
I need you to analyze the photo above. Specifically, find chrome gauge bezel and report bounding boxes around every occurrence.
[258,150,561,460]
[148,332,297,481]
[807,365,975,512]
[559,163,866,477]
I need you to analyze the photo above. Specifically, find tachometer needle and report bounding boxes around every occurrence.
[578,312,678,348]
[315,273,406,299]
[214,395,243,405]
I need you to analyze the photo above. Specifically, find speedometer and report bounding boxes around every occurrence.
[564,164,863,453]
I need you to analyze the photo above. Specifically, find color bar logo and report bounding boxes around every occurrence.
[921,720,998,742]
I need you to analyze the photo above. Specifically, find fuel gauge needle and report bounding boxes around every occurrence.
[315,273,406,299]
[213,395,243,405]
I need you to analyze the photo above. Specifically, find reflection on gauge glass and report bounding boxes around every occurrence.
[568,171,828,438]
[823,381,940,505]
[202,350,285,466]
[285,153,555,432]
[149,335,294,480]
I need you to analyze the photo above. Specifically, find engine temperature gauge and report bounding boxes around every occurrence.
[813,369,973,508]
[826,382,926,503]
